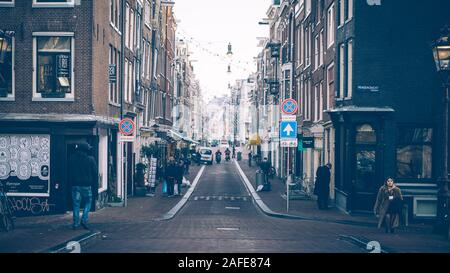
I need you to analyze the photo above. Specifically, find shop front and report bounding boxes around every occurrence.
[0,114,120,216]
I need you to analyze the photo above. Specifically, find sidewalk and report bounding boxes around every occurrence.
[236,159,450,252]
[0,165,202,253]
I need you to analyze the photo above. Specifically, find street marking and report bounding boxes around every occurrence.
[243,197,247,202]
[206,196,210,201]
[225,207,241,210]
[194,196,198,201]
[219,196,223,201]
[231,197,235,201]
[217,228,239,231]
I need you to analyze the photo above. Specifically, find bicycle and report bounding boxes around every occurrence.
[0,171,15,232]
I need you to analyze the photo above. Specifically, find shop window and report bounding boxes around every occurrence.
[0,34,14,100]
[355,124,376,144]
[397,127,433,179]
[33,34,74,100]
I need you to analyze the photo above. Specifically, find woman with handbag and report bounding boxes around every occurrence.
[374,177,404,233]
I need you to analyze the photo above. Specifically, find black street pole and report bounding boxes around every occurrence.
[436,84,450,237]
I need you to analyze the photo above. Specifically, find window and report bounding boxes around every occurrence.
[110,0,121,33]
[314,84,319,122]
[0,34,14,100]
[319,81,323,121]
[326,63,334,110]
[327,4,335,48]
[356,124,377,144]
[145,0,151,28]
[348,0,353,20]
[346,40,353,99]
[109,45,120,105]
[33,0,74,8]
[314,34,319,71]
[305,0,311,16]
[319,30,324,67]
[339,43,345,98]
[0,0,14,7]
[397,128,433,179]
[33,34,74,100]
[125,3,130,48]
[339,0,346,26]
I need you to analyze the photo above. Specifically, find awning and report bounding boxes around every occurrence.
[169,130,199,144]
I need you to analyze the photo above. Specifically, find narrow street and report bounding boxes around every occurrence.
[84,161,362,253]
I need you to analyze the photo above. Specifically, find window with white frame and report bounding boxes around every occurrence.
[327,4,335,48]
[146,41,151,79]
[125,3,130,48]
[142,38,146,78]
[130,8,135,51]
[0,34,14,100]
[110,0,121,32]
[109,45,120,105]
[33,34,74,100]
[0,0,14,7]
[300,25,304,66]
[339,0,346,26]
[305,0,311,16]
[145,0,151,28]
[326,63,334,110]
[348,0,353,21]
[33,0,74,8]
[346,40,353,99]
[339,43,345,99]
[319,30,324,67]
[319,81,324,120]
[305,26,311,67]
[314,84,319,122]
[314,34,319,71]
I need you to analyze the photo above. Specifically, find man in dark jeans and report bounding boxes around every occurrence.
[165,157,177,197]
[259,157,271,185]
[68,142,98,230]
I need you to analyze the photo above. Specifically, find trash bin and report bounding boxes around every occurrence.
[255,170,266,191]
[237,152,242,161]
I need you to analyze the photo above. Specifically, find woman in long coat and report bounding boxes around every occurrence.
[374,177,403,233]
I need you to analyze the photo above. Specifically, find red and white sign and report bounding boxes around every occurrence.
[281,99,298,115]
[119,118,135,136]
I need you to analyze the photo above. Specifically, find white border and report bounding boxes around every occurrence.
[0,0,14,7]
[32,0,74,8]
[32,32,75,101]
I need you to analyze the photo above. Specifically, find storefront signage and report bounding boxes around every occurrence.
[357,85,379,92]
[0,135,50,197]
[302,137,315,149]
[57,55,70,78]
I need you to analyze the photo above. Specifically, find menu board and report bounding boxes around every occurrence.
[148,157,157,187]
[0,134,50,197]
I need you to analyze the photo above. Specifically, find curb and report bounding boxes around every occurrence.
[42,230,102,253]
[158,165,206,221]
[234,160,378,228]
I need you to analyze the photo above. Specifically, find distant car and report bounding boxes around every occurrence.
[199,147,214,165]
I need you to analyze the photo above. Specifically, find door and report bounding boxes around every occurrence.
[352,148,378,212]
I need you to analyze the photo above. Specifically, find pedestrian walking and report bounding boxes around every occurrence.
[183,156,191,175]
[68,142,98,230]
[314,163,332,210]
[165,157,178,197]
[248,151,252,167]
[374,177,404,233]
[176,160,184,196]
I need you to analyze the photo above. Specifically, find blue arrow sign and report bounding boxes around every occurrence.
[280,121,297,139]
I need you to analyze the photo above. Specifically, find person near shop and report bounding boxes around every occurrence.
[176,159,185,196]
[374,177,404,233]
[314,163,332,210]
[259,157,271,185]
[165,157,177,197]
[68,142,98,230]
[183,156,191,175]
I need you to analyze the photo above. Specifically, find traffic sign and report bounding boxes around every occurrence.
[281,99,298,115]
[280,121,297,139]
[281,139,298,148]
[119,118,135,136]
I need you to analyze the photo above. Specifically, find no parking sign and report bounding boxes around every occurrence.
[119,118,136,142]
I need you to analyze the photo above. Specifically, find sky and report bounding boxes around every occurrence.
[174,0,272,101]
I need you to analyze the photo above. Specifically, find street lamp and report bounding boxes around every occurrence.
[432,27,450,238]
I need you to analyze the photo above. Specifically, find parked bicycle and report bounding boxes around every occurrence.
[0,171,15,232]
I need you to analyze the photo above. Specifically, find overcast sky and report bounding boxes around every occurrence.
[174,0,271,100]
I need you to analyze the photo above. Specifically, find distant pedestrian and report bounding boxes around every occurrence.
[176,160,184,196]
[374,177,404,233]
[314,163,332,210]
[248,151,252,167]
[196,150,201,166]
[165,157,177,197]
[183,156,191,175]
[68,142,98,230]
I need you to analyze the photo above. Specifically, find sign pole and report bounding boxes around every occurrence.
[287,147,289,213]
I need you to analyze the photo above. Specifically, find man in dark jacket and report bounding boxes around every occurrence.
[314,163,332,210]
[68,142,98,230]
[175,160,184,196]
